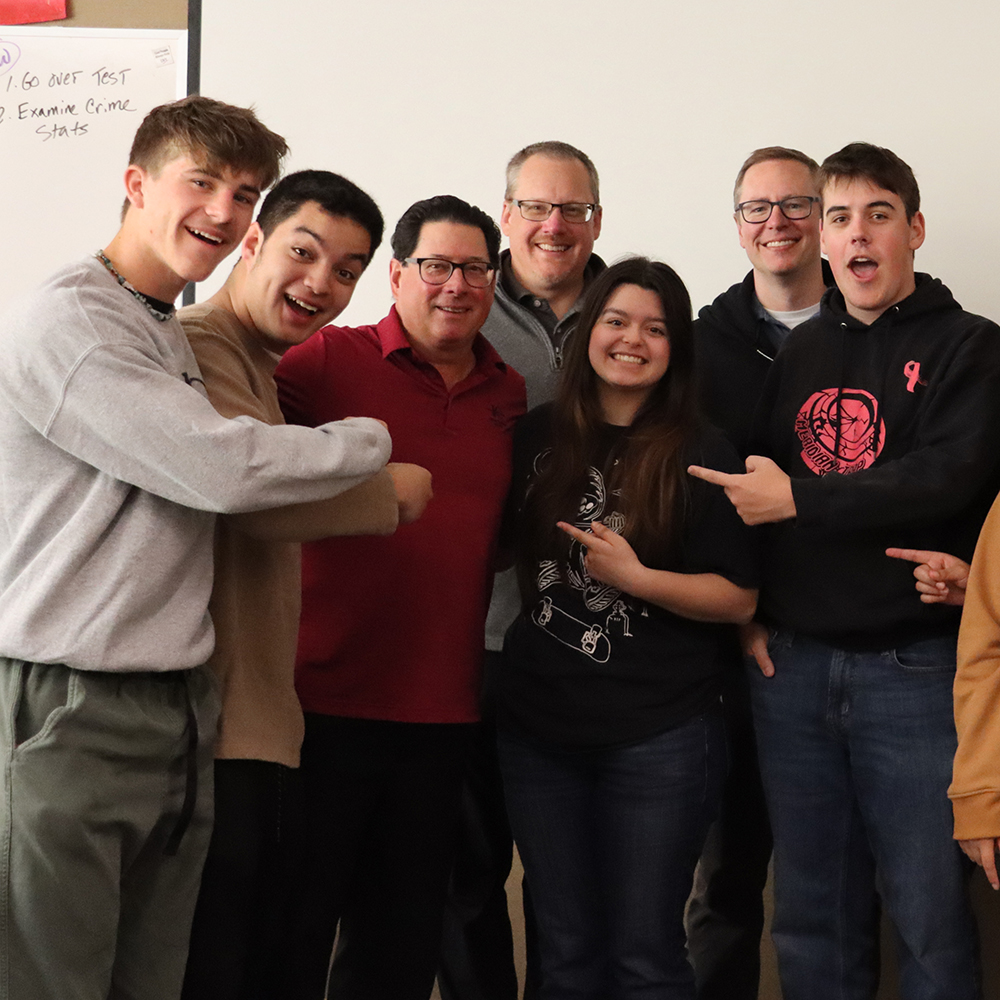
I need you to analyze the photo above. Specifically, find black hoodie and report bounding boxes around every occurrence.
[694,262,835,456]
[752,273,1000,650]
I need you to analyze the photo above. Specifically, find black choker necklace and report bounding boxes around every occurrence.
[94,251,175,323]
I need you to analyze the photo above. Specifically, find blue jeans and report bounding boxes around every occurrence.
[749,630,978,1000]
[498,710,726,1000]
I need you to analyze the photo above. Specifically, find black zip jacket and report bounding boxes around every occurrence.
[694,262,834,457]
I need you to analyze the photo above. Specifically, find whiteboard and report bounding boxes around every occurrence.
[0,26,187,308]
[196,0,1000,329]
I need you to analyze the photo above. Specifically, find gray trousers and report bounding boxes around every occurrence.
[0,658,219,1000]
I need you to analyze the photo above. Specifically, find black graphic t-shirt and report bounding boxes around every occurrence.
[498,404,759,750]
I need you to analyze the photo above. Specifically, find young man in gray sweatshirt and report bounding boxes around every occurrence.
[0,97,392,1000]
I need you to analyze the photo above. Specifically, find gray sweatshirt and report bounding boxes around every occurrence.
[0,257,391,672]
[480,251,604,652]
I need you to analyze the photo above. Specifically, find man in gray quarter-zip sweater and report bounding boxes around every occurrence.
[439,141,604,1000]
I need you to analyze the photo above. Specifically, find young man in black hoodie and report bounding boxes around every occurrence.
[690,143,1000,1000]
[688,147,837,1000]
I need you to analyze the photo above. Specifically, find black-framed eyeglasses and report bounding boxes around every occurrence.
[736,196,820,224]
[402,257,495,288]
[511,200,598,224]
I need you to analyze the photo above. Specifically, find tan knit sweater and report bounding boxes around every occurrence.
[181,303,398,767]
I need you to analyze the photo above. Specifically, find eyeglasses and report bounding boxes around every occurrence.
[736,196,820,224]
[402,257,495,288]
[511,200,598,224]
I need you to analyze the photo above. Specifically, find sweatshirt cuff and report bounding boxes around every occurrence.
[790,476,824,527]
[950,788,1000,840]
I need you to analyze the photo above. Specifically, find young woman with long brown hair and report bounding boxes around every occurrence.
[496,256,758,999]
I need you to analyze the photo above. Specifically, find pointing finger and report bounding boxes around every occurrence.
[886,547,937,565]
[557,521,591,545]
[688,465,738,488]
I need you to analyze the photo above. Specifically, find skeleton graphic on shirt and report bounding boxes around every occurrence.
[530,453,644,662]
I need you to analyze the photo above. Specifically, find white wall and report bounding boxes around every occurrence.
[198,0,1000,327]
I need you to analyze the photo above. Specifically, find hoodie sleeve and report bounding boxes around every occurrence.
[951,492,1000,839]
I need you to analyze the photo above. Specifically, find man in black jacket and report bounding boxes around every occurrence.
[694,146,831,453]
[690,142,998,1000]
[687,147,832,1000]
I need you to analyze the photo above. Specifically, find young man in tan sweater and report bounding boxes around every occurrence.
[177,170,432,1000]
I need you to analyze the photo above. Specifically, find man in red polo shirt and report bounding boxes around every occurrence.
[274,195,527,1000]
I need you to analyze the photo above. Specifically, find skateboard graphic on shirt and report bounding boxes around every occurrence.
[532,596,612,662]
[529,462,641,661]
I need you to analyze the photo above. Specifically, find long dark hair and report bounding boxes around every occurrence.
[517,257,701,596]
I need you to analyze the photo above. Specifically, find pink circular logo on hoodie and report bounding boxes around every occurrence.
[794,387,885,475]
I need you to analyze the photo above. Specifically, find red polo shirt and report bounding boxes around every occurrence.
[275,307,526,723]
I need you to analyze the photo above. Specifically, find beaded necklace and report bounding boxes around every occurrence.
[94,251,176,323]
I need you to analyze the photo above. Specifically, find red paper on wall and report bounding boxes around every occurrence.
[0,0,66,25]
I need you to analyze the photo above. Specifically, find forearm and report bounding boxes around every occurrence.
[793,452,993,532]
[46,355,391,513]
[228,469,399,541]
[121,411,390,514]
[182,325,393,516]
[624,566,757,624]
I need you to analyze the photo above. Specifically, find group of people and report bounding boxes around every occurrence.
[1,92,999,1000]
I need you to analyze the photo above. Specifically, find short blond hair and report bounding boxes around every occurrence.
[504,141,600,204]
[733,146,820,207]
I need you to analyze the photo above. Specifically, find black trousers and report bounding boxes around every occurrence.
[686,665,773,1000]
[181,758,304,1000]
[438,651,540,1000]
[278,715,473,1000]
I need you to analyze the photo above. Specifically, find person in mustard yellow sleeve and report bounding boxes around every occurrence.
[951,497,1000,889]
